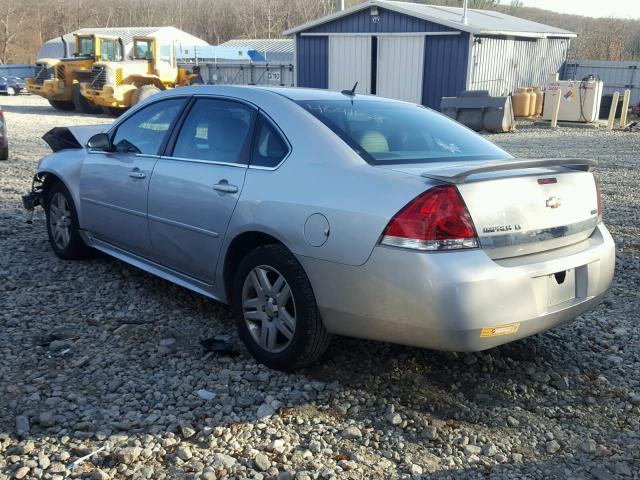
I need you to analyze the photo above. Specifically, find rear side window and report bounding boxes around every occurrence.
[172,98,254,163]
[112,98,185,155]
[296,99,511,165]
[250,114,289,167]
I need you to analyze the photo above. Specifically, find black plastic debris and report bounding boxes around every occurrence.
[200,336,238,357]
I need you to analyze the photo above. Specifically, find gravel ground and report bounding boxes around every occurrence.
[0,95,638,480]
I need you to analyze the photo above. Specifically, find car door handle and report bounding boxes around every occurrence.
[213,182,239,194]
[128,168,146,179]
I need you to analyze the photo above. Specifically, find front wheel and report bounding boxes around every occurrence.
[101,106,127,117]
[130,85,160,106]
[72,84,101,114]
[6,86,15,96]
[45,182,92,259]
[48,99,75,111]
[232,244,331,370]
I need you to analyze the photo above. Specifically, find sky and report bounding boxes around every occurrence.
[518,0,640,19]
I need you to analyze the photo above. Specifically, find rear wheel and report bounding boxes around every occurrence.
[0,144,8,160]
[130,85,161,106]
[72,84,101,114]
[48,99,75,111]
[232,244,331,370]
[6,86,15,96]
[44,182,91,259]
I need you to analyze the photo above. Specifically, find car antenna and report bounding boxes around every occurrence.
[341,81,358,96]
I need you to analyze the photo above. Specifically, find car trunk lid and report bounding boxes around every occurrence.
[379,158,600,259]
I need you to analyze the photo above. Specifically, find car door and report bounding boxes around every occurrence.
[79,97,186,258]
[147,97,255,283]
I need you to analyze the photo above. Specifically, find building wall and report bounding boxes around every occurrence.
[295,6,468,108]
[423,33,469,109]
[297,35,328,88]
[0,64,35,78]
[562,59,640,104]
[469,36,570,96]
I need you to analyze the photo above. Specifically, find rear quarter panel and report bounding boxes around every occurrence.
[223,94,432,267]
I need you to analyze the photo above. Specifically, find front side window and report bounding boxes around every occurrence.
[134,40,153,60]
[100,38,123,62]
[112,98,186,155]
[76,37,94,57]
[159,44,172,65]
[172,98,254,163]
[250,114,289,167]
[296,100,511,165]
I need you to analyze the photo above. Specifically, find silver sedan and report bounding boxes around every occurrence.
[23,86,615,370]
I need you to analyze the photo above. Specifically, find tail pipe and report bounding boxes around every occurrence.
[60,35,69,58]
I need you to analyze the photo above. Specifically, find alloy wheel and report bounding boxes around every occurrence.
[49,192,72,250]
[242,265,296,353]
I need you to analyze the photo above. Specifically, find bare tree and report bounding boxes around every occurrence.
[0,2,27,63]
[1,0,637,64]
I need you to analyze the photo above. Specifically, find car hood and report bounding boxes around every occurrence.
[42,125,107,152]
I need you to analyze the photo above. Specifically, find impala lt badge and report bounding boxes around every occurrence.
[482,224,522,234]
[546,196,562,209]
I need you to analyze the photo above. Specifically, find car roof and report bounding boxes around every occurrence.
[161,85,403,104]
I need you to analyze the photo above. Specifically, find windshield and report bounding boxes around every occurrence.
[133,39,153,60]
[296,99,511,164]
[76,36,94,57]
[100,38,123,61]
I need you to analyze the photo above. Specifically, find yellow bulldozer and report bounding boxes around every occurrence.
[26,33,124,113]
[81,35,197,115]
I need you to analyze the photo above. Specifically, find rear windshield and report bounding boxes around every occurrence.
[296,99,511,165]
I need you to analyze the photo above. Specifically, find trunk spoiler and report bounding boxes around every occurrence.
[42,125,106,152]
[421,158,597,184]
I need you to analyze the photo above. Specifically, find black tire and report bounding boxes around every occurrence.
[44,182,92,260]
[72,84,101,114]
[0,144,8,161]
[48,99,75,111]
[101,106,127,117]
[130,85,160,106]
[232,244,331,370]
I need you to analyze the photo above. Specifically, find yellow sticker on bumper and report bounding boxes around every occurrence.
[480,323,520,338]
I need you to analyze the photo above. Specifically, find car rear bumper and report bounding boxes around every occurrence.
[299,223,615,351]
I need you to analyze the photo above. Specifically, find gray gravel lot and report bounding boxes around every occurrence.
[0,95,638,480]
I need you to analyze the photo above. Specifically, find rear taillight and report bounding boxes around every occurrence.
[381,185,478,251]
[594,175,602,222]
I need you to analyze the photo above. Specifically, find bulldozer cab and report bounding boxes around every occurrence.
[73,34,123,62]
[74,35,95,58]
[97,35,124,62]
[132,36,177,84]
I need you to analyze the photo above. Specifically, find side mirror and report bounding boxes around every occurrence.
[87,133,111,151]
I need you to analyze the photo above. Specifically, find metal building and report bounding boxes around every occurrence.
[284,0,575,108]
[37,27,208,60]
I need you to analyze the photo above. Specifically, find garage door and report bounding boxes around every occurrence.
[377,36,425,104]
[328,36,372,94]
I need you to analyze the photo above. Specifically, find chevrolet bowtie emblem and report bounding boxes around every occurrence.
[546,196,561,209]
